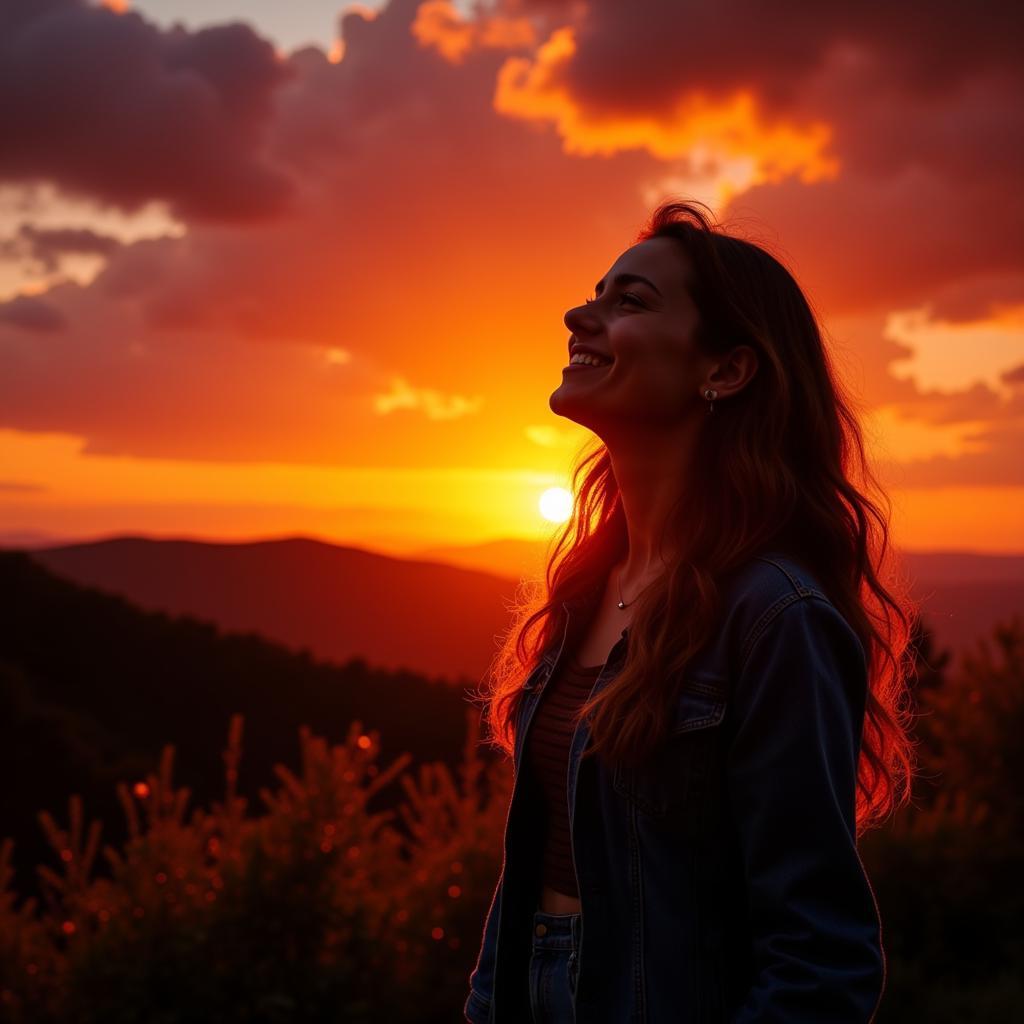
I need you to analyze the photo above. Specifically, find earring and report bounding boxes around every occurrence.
[703,388,718,414]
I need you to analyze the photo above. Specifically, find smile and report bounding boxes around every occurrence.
[563,361,612,372]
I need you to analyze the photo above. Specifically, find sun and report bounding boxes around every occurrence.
[539,487,574,524]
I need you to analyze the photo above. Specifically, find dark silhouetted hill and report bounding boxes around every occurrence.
[25,535,523,683]
[0,549,489,905]
[30,535,1024,676]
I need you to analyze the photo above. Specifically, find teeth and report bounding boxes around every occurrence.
[570,352,611,366]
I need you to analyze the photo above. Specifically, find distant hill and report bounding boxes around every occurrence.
[24,535,523,685]
[902,551,1024,585]
[899,554,1024,657]
[414,539,1024,659]
[412,536,550,580]
[22,534,1024,675]
[0,528,84,548]
[0,550,486,905]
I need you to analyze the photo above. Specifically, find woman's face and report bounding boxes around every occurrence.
[551,236,712,436]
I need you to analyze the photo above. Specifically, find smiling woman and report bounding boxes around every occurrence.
[464,198,919,1024]
[552,229,753,449]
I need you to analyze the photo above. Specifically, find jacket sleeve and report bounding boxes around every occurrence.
[464,866,504,1024]
[725,594,885,1023]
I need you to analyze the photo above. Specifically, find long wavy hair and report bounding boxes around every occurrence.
[474,198,920,836]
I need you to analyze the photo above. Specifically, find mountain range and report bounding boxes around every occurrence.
[20,534,1024,674]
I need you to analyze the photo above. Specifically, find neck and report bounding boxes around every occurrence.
[606,427,696,585]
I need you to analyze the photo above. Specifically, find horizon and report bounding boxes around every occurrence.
[7,528,1024,564]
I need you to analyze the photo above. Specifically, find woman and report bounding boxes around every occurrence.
[464,200,918,1023]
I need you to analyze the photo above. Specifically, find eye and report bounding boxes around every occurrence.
[583,291,644,306]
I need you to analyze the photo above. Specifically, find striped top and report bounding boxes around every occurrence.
[525,651,604,898]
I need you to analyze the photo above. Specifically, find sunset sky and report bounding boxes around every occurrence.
[1,0,1022,557]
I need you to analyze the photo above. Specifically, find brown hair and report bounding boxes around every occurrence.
[473,198,920,836]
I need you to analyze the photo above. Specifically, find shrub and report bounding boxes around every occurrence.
[0,709,511,1024]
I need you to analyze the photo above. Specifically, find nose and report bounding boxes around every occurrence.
[564,302,600,336]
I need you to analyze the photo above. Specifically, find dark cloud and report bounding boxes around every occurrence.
[0,0,296,222]
[729,164,1023,323]
[509,1,1023,117]
[0,293,66,331]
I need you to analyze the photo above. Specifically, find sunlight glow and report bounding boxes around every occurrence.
[539,486,574,523]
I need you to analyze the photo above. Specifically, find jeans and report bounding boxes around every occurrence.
[528,904,581,1024]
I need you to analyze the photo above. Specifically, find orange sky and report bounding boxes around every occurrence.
[1,0,1022,557]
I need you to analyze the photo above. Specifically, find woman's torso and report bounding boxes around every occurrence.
[538,569,637,914]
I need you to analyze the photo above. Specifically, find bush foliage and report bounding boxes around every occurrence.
[0,710,511,1024]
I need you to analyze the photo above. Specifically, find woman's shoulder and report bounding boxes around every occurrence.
[714,550,851,669]
[721,549,831,610]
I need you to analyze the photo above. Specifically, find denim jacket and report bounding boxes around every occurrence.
[464,552,885,1023]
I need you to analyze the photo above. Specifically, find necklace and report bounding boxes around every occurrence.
[616,565,659,609]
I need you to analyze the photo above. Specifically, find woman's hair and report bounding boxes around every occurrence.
[473,198,920,836]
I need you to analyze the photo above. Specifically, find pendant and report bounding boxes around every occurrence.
[617,600,626,609]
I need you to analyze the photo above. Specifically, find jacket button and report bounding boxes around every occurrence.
[535,924,547,936]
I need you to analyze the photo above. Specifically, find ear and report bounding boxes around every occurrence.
[706,345,758,397]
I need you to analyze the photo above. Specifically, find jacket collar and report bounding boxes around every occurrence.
[523,595,629,689]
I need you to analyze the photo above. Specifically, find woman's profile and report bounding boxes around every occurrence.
[464,199,918,1023]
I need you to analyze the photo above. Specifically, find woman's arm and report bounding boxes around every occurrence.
[464,866,504,1024]
[725,594,885,1023]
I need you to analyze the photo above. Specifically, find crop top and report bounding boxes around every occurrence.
[525,651,603,898]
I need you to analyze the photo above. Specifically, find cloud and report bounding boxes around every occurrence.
[493,23,839,190]
[0,480,48,496]
[492,1,1022,117]
[372,376,485,420]
[0,222,123,274]
[0,0,295,222]
[0,293,66,331]
[411,0,537,63]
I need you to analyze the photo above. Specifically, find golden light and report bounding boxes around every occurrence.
[539,486,574,523]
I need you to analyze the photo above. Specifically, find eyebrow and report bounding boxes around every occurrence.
[594,272,663,298]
